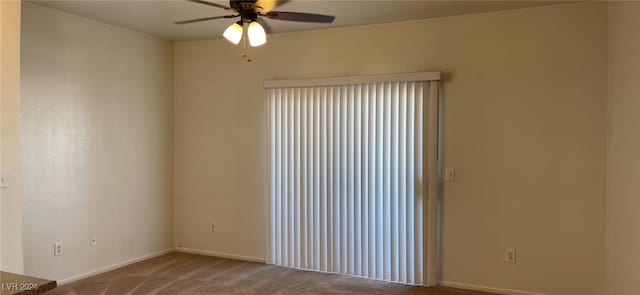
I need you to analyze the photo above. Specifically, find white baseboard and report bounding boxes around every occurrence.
[57,248,174,286]
[174,247,266,263]
[440,281,548,295]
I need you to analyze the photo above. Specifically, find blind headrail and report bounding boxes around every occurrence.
[264,71,441,88]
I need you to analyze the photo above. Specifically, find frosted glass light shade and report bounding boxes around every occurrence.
[248,21,267,47]
[223,22,243,45]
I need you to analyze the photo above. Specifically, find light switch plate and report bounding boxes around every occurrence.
[445,168,455,182]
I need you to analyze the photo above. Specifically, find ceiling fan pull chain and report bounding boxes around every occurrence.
[242,24,253,62]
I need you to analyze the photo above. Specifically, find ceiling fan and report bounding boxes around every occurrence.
[175,0,336,47]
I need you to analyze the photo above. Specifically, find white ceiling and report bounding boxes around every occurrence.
[30,0,568,41]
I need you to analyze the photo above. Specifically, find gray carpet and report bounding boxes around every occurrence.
[46,252,495,295]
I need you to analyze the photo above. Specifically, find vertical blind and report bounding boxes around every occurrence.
[266,73,440,286]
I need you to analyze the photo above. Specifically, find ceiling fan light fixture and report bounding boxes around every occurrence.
[223,21,243,45]
[247,21,267,47]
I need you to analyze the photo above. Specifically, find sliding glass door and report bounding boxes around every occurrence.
[266,73,440,286]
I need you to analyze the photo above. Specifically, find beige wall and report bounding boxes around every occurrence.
[1,0,23,273]
[174,2,607,294]
[21,3,174,281]
[606,2,640,294]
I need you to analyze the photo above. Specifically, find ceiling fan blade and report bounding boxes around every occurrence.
[175,15,237,24]
[255,0,290,13]
[264,11,335,23]
[186,0,233,11]
[256,17,273,33]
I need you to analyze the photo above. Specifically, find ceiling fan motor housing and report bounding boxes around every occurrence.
[230,0,262,22]
[231,1,259,11]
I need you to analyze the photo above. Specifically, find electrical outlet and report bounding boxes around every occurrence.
[90,236,97,247]
[54,242,64,256]
[211,221,217,232]
[505,249,516,264]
